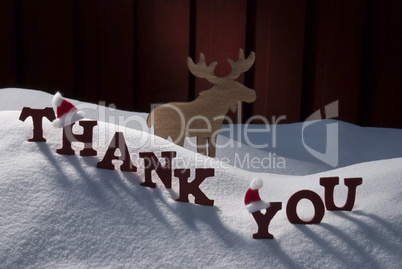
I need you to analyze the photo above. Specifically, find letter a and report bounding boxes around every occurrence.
[97,132,137,172]
[320,177,362,211]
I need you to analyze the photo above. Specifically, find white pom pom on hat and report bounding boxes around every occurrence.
[52,91,64,107]
[250,177,263,190]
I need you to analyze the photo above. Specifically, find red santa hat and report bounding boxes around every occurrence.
[244,178,270,213]
[52,92,85,128]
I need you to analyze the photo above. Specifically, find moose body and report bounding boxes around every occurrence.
[147,49,256,158]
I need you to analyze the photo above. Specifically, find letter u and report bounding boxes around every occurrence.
[320,177,363,211]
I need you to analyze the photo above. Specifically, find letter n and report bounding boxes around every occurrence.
[320,177,363,211]
[57,121,98,156]
[174,168,215,206]
[19,107,56,142]
[97,132,137,172]
[139,151,176,188]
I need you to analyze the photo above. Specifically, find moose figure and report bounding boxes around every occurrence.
[147,49,256,158]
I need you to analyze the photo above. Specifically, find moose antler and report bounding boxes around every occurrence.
[187,53,220,84]
[226,49,255,80]
[188,49,255,84]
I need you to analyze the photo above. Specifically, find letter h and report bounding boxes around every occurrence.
[57,121,98,156]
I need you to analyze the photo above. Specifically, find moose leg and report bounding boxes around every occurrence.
[169,131,185,148]
[176,136,185,148]
[207,135,217,158]
[197,137,208,156]
[154,128,168,140]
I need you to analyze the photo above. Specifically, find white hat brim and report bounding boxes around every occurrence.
[52,110,85,128]
[246,200,271,214]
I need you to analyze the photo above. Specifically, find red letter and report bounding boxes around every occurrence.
[19,107,55,142]
[139,151,176,188]
[174,168,214,206]
[320,177,363,211]
[251,202,282,239]
[56,121,98,156]
[286,190,325,224]
[97,132,137,172]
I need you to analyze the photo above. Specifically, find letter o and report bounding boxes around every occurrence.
[286,190,325,224]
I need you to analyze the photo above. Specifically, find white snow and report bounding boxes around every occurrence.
[0,88,401,268]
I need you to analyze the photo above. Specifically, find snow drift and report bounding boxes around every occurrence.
[0,88,401,268]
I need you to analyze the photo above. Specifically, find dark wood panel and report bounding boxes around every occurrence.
[0,0,17,88]
[194,0,248,96]
[302,0,366,123]
[97,0,134,110]
[77,0,134,110]
[19,0,75,96]
[380,0,402,128]
[135,0,191,112]
[371,0,402,128]
[0,0,400,128]
[73,0,100,103]
[358,0,389,127]
[251,0,306,123]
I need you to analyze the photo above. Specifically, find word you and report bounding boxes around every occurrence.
[251,177,362,239]
[19,107,214,206]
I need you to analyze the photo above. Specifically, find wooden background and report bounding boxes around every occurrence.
[0,0,401,127]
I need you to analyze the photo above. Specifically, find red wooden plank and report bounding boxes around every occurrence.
[252,0,306,123]
[302,0,366,124]
[358,0,389,127]
[20,0,75,96]
[74,0,100,103]
[372,0,402,128]
[194,0,248,97]
[135,0,190,112]
[76,0,134,110]
[0,0,17,88]
[97,0,134,110]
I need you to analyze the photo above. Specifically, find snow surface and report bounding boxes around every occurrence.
[0,88,401,268]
